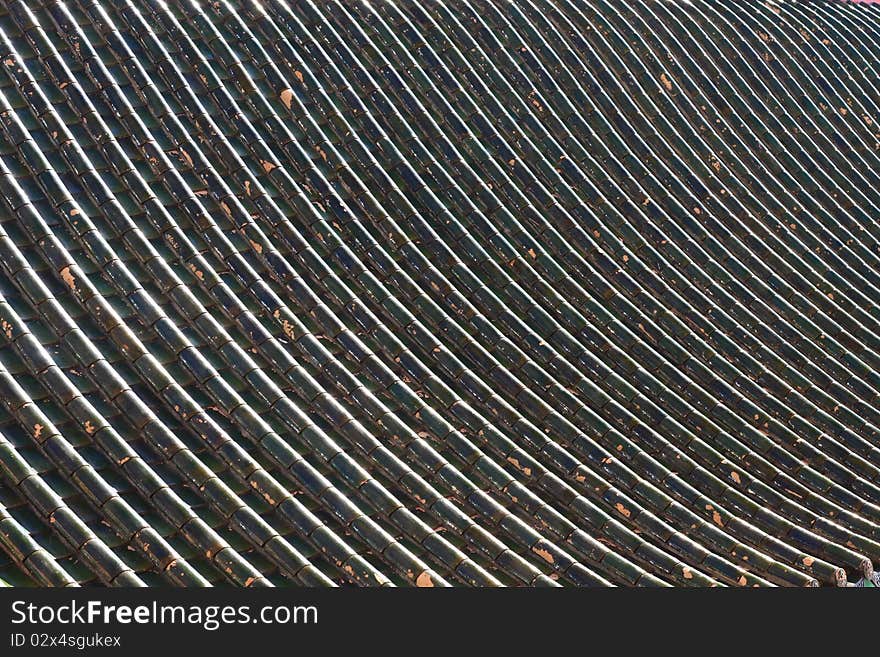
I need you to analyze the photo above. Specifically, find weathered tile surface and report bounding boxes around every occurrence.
[0,0,879,586]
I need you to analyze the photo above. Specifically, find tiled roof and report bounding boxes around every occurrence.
[0,0,879,587]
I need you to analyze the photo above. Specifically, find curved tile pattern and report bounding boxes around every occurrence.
[0,0,878,586]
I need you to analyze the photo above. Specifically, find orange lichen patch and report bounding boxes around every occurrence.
[33,423,43,439]
[260,160,277,173]
[84,420,96,435]
[532,546,555,564]
[802,556,814,567]
[69,207,80,217]
[60,266,76,291]
[179,148,194,168]
[316,146,327,161]
[864,115,874,126]
[250,240,263,254]
[839,107,848,116]
[710,159,721,173]
[641,197,650,206]
[244,577,255,587]
[692,207,701,215]
[415,571,434,587]
[622,254,629,263]
[280,88,294,109]
[219,200,232,216]
[738,575,748,586]
[244,180,251,197]
[3,58,14,67]
[614,502,631,518]
[682,567,693,580]
[660,73,673,91]
[1,320,12,340]
[730,471,741,484]
[293,70,304,84]
[527,248,537,259]
[506,456,532,476]
[712,510,724,527]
